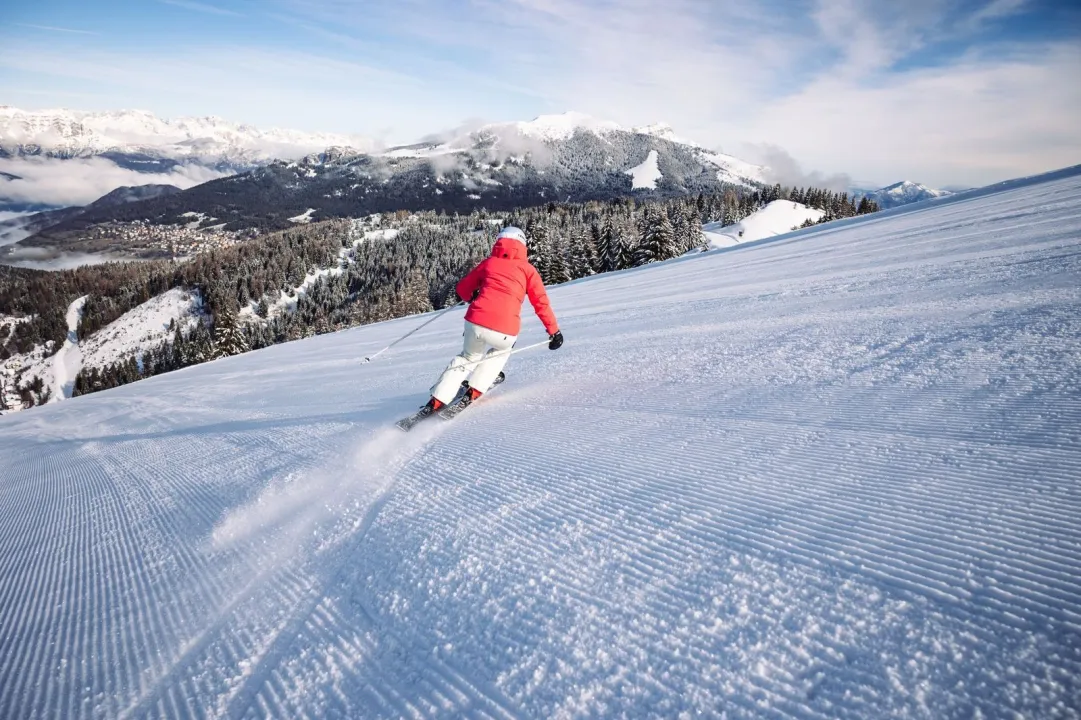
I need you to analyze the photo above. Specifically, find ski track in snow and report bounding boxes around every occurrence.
[40,295,88,402]
[2,169,1081,718]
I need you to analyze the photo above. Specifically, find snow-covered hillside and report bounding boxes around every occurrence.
[0,106,376,163]
[702,199,824,248]
[1,167,1079,718]
[7,289,206,413]
[79,288,206,370]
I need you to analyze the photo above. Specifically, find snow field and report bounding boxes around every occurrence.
[0,167,1080,718]
[15,295,87,404]
[287,208,318,223]
[703,200,825,248]
[626,150,663,190]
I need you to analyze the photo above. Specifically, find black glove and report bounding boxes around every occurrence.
[470,288,481,302]
[548,330,564,350]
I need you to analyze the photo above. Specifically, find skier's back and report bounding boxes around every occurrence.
[426,226,563,411]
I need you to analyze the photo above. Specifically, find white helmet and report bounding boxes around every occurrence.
[497,226,528,244]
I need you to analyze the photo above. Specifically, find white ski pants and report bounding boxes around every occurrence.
[431,321,516,404]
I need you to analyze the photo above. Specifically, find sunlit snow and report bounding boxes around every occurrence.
[288,208,317,223]
[703,200,825,248]
[80,288,206,371]
[626,149,662,190]
[1,166,1080,718]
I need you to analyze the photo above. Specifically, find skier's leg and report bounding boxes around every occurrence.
[430,322,486,404]
[467,326,517,394]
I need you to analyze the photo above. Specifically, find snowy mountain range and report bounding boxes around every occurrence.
[1,165,1078,717]
[0,106,770,242]
[1,106,959,267]
[5,111,770,253]
[0,106,375,166]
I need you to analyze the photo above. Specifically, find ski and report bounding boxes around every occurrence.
[395,404,438,432]
[395,373,504,431]
[438,372,505,421]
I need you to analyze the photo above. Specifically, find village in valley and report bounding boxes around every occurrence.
[52,217,253,259]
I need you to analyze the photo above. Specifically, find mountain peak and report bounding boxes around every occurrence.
[505,111,625,141]
[863,180,951,209]
[882,180,925,191]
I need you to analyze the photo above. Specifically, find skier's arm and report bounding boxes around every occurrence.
[525,265,559,335]
[455,261,486,302]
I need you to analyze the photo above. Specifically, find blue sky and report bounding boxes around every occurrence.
[1,0,1079,187]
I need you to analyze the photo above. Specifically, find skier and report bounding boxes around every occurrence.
[425,226,563,414]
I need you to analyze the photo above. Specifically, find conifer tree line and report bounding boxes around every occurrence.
[1,182,877,405]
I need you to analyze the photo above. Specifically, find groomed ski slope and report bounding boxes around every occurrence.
[2,167,1081,719]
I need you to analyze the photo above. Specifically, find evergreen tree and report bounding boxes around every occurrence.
[598,216,619,273]
[397,269,435,316]
[670,203,697,254]
[526,218,553,283]
[632,207,655,267]
[548,236,572,284]
[617,222,636,270]
[588,222,604,274]
[636,207,678,265]
[212,308,249,358]
[567,227,594,279]
[682,201,705,252]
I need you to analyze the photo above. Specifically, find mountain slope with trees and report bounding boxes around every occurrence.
[15,115,766,251]
[2,181,877,409]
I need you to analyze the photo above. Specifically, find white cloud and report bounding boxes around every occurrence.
[746,145,853,192]
[157,0,242,16]
[15,23,100,35]
[746,43,1081,187]
[0,248,128,271]
[1,0,1076,187]
[0,157,228,208]
[968,0,1031,28]
[441,0,1079,187]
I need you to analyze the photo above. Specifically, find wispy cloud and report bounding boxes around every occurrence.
[3,0,1077,187]
[157,0,242,17]
[16,23,99,36]
[969,0,1031,27]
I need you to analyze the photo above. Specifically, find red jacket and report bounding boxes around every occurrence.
[456,237,559,337]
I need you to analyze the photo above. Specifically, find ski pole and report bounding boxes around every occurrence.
[452,339,550,372]
[364,302,462,363]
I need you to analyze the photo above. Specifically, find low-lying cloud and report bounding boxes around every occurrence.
[746,144,853,192]
[0,156,230,209]
[418,119,558,179]
[0,246,133,271]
